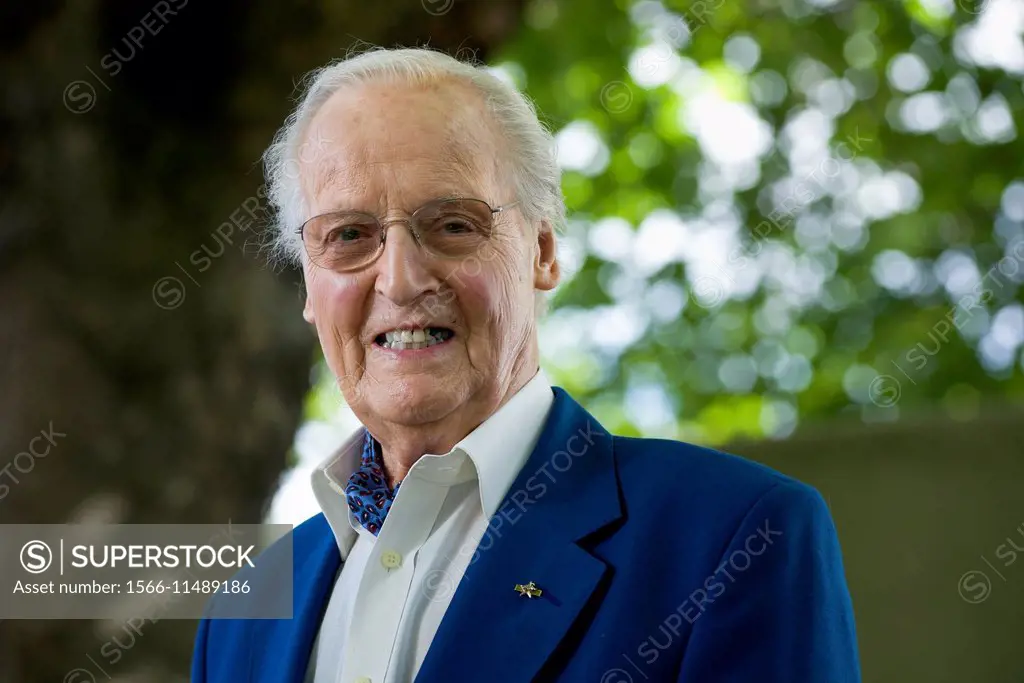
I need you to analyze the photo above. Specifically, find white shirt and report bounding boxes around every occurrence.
[307,370,554,683]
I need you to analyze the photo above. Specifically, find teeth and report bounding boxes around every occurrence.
[377,327,450,350]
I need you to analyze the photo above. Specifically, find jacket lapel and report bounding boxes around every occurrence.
[415,388,623,682]
[250,514,342,683]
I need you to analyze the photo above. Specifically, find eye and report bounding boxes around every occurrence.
[324,222,376,244]
[441,218,474,234]
[426,210,482,235]
[327,227,362,242]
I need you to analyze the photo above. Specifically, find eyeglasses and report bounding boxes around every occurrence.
[298,197,519,272]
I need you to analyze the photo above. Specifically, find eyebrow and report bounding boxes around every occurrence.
[316,194,485,218]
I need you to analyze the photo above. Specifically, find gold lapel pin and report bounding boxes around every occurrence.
[514,581,542,599]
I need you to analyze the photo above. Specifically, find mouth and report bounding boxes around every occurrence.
[373,326,455,351]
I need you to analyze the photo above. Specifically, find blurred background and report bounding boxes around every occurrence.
[2,0,1023,680]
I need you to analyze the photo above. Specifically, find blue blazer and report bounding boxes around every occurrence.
[192,387,860,682]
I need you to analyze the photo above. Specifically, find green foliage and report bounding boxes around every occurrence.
[495,0,1024,443]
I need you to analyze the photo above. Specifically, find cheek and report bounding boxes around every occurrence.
[452,252,532,333]
[307,272,368,344]
[451,272,496,325]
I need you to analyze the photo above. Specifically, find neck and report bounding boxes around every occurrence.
[371,350,539,490]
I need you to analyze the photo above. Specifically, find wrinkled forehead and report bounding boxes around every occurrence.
[298,79,505,214]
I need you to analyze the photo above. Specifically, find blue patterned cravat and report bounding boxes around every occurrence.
[344,429,401,536]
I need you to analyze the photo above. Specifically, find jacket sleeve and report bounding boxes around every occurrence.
[190,615,210,682]
[675,481,861,683]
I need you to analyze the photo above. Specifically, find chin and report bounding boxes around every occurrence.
[367,378,469,425]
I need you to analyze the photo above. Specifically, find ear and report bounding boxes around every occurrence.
[301,265,316,324]
[533,220,560,292]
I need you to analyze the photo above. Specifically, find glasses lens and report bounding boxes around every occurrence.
[302,212,382,270]
[412,199,493,257]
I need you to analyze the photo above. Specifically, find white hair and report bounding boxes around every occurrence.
[262,46,566,288]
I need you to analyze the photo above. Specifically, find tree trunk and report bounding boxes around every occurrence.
[0,1,525,680]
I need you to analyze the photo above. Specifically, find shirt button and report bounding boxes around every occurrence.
[380,550,402,569]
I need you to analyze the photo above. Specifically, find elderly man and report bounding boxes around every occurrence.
[191,48,860,683]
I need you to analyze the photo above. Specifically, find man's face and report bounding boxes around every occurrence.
[298,79,559,428]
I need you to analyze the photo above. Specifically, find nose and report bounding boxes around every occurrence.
[374,223,441,307]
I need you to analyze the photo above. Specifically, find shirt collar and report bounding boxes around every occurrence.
[311,369,554,553]
[457,369,553,518]
[310,428,364,559]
